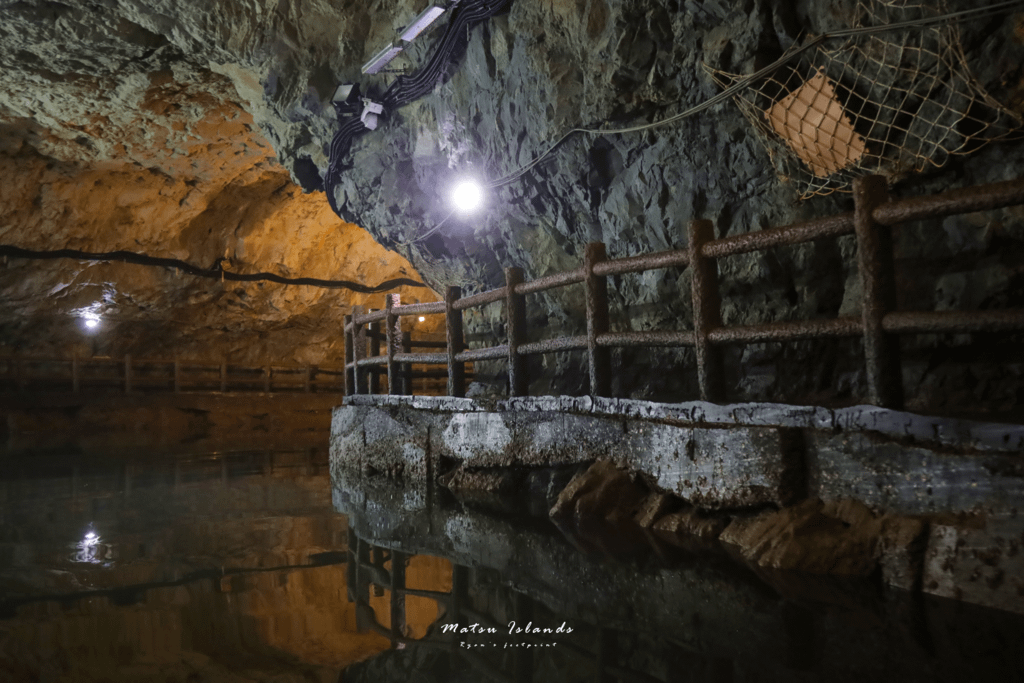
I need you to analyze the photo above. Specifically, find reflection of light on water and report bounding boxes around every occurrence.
[73,527,114,564]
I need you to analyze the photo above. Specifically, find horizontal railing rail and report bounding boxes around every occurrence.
[344,175,1024,408]
[0,355,348,395]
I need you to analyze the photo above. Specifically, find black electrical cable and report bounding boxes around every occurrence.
[324,0,510,217]
[0,245,427,293]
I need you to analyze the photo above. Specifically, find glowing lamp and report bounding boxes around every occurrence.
[451,179,483,215]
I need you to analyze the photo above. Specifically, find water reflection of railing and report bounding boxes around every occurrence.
[346,535,668,683]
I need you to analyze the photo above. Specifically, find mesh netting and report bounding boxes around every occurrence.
[708,0,1022,198]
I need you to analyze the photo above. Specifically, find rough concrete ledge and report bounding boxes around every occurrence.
[334,396,1024,515]
[343,395,1024,453]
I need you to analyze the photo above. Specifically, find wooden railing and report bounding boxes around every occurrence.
[0,356,347,394]
[345,175,1024,410]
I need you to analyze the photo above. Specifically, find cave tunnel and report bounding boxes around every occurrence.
[2,0,1024,681]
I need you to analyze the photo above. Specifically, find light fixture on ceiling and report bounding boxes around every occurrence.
[332,83,362,116]
[362,43,405,75]
[360,99,385,130]
[362,3,449,75]
[399,5,447,42]
[82,313,101,331]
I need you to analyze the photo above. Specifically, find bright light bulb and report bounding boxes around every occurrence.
[85,319,99,329]
[418,316,426,322]
[451,179,483,214]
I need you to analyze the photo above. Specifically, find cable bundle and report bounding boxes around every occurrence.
[324,0,510,216]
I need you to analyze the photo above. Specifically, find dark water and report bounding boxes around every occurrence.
[2,444,1024,683]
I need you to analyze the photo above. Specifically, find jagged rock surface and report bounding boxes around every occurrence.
[1,0,1022,406]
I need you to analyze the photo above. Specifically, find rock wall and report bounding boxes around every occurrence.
[1,0,1022,410]
[327,0,1024,412]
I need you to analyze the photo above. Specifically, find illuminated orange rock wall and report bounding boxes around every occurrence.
[0,68,440,363]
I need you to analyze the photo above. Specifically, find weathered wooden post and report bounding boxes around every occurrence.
[384,294,401,394]
[344,314,354,396]
[445,286,466,397]
[369,308,381,395]
[854,174,903,409]
[352,305,368,394]
[688,218,725,403]
[220,361,228,392]
[511,593,534,683]
[505,267,528,396]
[401,331,413,395]
[584,242,611,397]
[390,550,408,641]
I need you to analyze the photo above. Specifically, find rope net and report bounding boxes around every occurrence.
[708,0,1022,198]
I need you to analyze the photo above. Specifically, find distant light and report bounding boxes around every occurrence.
[418,316,426,323]
[451,179,483,215]
[83,531,98,546]
[82,313,101,331]
[85,319,98,329]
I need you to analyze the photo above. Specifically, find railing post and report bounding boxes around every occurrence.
[124,355,132,394]
[505,267,528,396]
[72,354,80,394]
[512,593,534,683]
[344,314,354,396]
[384,295,402,395]
[220,361,227,392]
[390,550,408,641]
[688,218,725,403]
[352,305,367,394]
[584,242,611,397]
[304,364,311,393]
[854,175,903,409]
[369,308,381,395]
[445,287,466,397]
[173,358,181,393]
[263,365,271,393]
[401,332,412,395]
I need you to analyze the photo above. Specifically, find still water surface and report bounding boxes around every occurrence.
[1,444,1022,682]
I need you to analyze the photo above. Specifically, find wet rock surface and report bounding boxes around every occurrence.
[332,395,1024,611]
